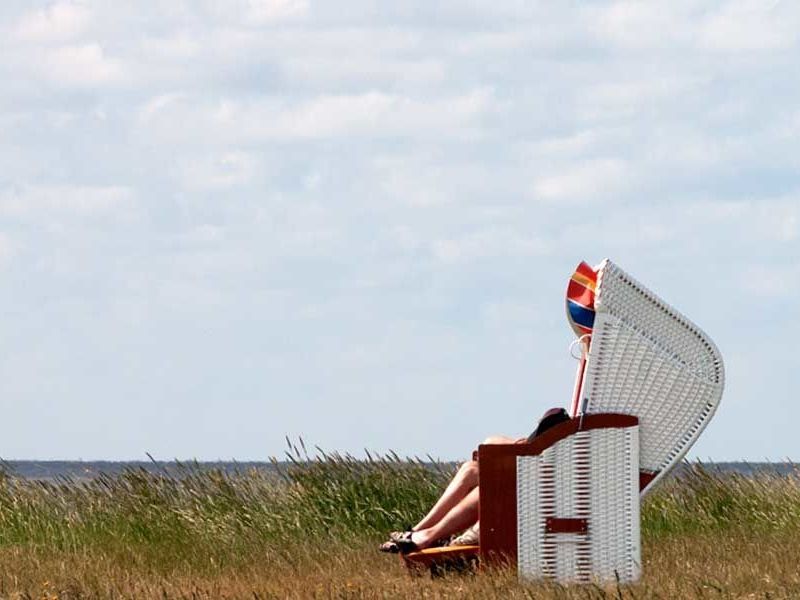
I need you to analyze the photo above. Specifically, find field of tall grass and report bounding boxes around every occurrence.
[1,446,799,599]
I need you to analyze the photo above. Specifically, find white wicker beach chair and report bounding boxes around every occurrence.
[405,259,725,584]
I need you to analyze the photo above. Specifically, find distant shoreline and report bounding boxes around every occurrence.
[2,460,797,481]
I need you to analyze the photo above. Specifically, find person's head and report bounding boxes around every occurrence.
[527,407,571,442]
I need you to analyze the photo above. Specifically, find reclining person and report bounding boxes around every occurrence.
[379,408,570,554]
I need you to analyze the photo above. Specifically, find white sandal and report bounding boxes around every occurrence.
[449,523,479,546]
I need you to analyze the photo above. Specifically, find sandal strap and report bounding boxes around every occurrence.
[388,529,412,543]
[393,531,418,553]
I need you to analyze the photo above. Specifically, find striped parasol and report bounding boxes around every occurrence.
[566,261,598,337]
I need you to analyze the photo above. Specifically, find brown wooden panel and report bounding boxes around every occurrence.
[639,470,657,492]
[477,445,518,566]
[545,517,588,534]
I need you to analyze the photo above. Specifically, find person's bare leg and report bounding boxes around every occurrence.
[411,487,480,549]
[412,435,515,532]
[412,459,477,531]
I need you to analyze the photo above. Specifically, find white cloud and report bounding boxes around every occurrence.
[556,215,679,252]
[177,152,259,190]
[581,76,703,118]
[0,184,135,218]
[369,154,521,208]
[177,225,226,245]
[431,228,550,264]
[13,1,91,43]
[776,213,798,242]
[481,300,542,328]
[267,89,492,139]
[589,1,800,53]
[751,197,799,243]
[644,129,748,171]
[739,263,799,298]
[543,196,800,263]
[193,0,309,26]
[42,43,124,86]
[699,1,799,52]
[588,2,698,49]
[0,233,16,269]
[138,88,494,143]
[280,56,447,88]
[139,92,187,122]
[684,196,799,243]
[141,33,201,61]
[245,0,309,23]
[532,159,632,203]
[520,130,602,160]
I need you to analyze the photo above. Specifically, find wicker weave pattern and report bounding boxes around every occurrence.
[517,425,640,583]
[581,260,724,490]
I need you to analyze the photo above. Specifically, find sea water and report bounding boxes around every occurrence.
[2,460,797,481]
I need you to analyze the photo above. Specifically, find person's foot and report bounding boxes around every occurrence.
[378,539,404,553]
[408,528,438,550]
[389,529,452,546]
[388,528,413,543]
[379,530,417,553]
[378,528,442,554]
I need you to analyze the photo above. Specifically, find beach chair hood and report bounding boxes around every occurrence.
[566,259,725,493]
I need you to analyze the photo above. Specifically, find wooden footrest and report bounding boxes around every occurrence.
[402,545,480,574]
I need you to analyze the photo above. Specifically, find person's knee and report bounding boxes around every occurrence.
[458,460,479,485]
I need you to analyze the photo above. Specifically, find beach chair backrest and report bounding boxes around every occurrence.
[574,259,725,494]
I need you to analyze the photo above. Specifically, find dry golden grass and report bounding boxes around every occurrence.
[1,532,799,599]
[0,456,798,598]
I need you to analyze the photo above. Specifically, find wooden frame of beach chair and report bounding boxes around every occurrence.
[403,259,725,583]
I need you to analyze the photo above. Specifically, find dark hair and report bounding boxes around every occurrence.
[526,408,571,443]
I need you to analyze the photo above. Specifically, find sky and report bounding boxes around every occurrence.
[0,0,798,461]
